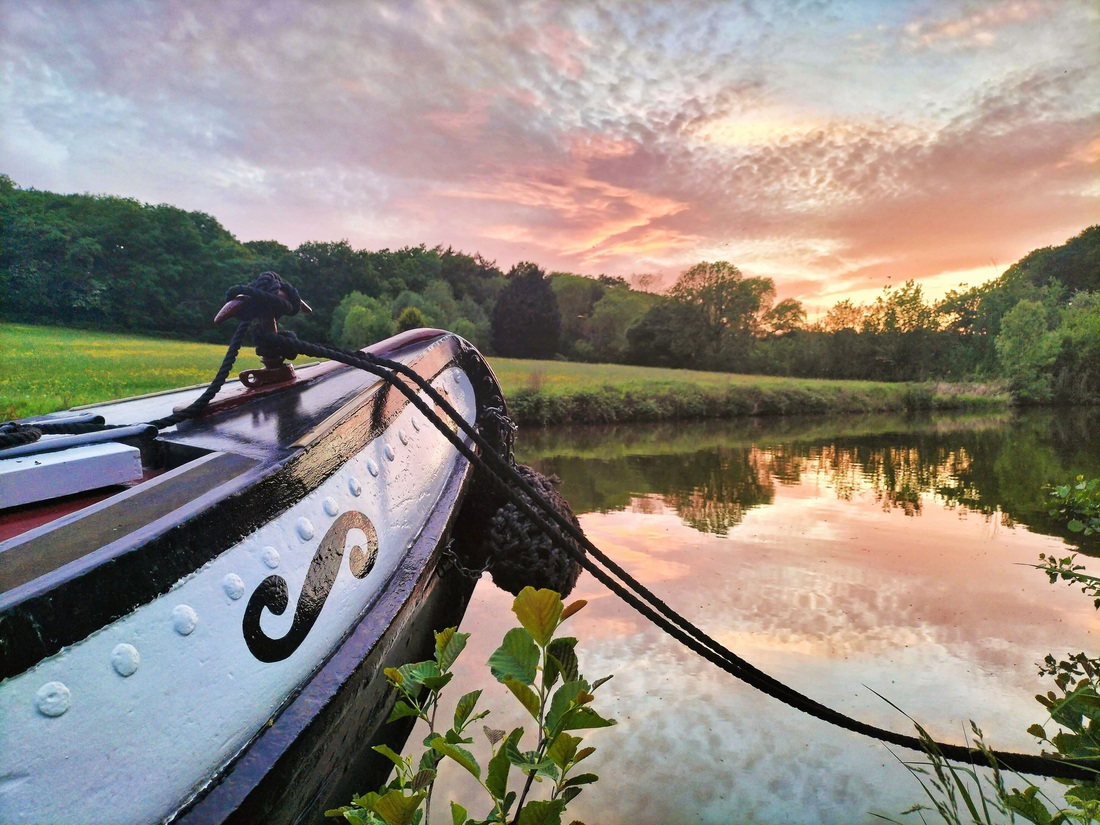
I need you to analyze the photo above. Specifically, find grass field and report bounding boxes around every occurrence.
[1,323,1009,423]
[0,323,265,419]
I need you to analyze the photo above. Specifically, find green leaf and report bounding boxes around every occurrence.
[546,681,588,734]
[1005,785,1054,824]
[505,743,558,777]
[454,690,482,729]
[504,678,541,719]
[335,808,380,825]
[513,587,563,647]
[488,627,539,685]
[422,672,453,692]
[1027,723,1047,739]
[1068,519,1086,532]
[486,739,513,799]
[443,729,472,745]
[430,736,481,779]
[573,746,596,764]
[449,801,468,825]
[562,772,598,788]
[545,638,578,689]
[515,798,566,825]
[559,787,582,805]
[387,700,422,723]
[397,660,439,690]
[372,744,408,775]
[561,707,615,731]
[369,789,427,825]
[546,732,580,769]
[435,627,469,671]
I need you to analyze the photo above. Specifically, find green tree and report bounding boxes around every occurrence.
[395,305,428,333]
[763,298,806,335]
[666,261,776,368]
[995,299,1062,403]
[332,292,394,348]
[584,287,659,363]
[436,247,505,307]
[490,262,561,359]
[625,300,706,367]
[1052,291,1100,404]
[549,272,607,359]
[822,299,864,333]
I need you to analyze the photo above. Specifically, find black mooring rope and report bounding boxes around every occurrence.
[8,266,1086,780]
[253,327,1095,782]
[146,321,250,431]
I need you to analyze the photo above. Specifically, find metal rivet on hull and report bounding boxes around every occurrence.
[261,546,281,569]
[111,643,140,677]
[296,518,315,541]
[383,444,395,461]
[223,573,245,600]
[367,459,380,477]
[399,429,409,445]
[349,476,363,496]
[323,497,339,516]
[35,682,71,717]
[171,604,199,636]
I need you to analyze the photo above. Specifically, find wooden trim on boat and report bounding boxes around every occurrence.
[0,451,258,594]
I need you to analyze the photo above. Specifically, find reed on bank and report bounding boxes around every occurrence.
[1,323,1009,423]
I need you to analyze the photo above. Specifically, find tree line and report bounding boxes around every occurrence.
[1,175,1097,403]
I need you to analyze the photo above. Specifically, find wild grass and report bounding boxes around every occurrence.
[1,323,1010,424]
[0,323,262,419]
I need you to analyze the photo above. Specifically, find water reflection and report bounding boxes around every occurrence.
[521,409,1100,552]
[428,408,1099,824]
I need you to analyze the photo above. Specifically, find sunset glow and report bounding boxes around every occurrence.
[2,0,1096,314]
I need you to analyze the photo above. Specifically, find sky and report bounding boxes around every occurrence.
[2,0,1097,316]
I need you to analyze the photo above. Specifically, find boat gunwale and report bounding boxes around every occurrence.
[0,332,473,682]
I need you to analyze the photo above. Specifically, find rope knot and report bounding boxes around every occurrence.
[221,271,302,322]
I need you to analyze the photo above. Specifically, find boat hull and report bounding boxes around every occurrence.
[0,331,501,824]
[178,461,475,825]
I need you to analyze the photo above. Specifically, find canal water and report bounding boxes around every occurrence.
[429,408,1100,824]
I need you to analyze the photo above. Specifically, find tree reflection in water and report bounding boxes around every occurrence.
[518,407,1100,553]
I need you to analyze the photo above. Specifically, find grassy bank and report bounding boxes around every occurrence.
[1,323,1009,423]
[490,358,1009,425]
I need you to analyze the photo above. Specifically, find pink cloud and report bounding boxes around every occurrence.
[903,0,1056,50]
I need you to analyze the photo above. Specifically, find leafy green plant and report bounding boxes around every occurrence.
[326,586,614,825]
[1048,476,1100,537]
[1035,553,1100,609]
[872,720,1024,825]
[881,480,1100,823]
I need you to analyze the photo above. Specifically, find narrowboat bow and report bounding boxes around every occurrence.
[0,325,508,824]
